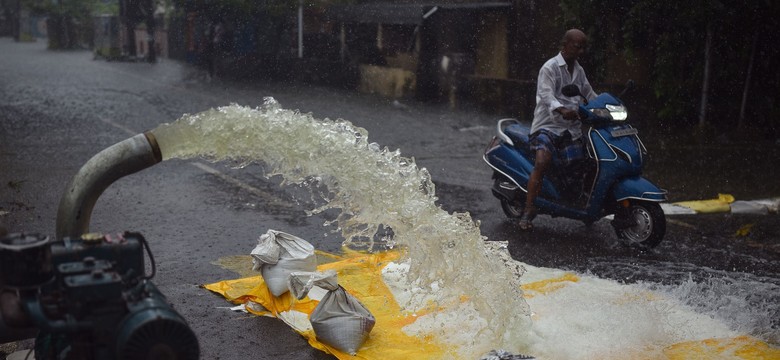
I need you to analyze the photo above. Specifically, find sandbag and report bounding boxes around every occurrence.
[310,282,376,355]
[251,232,281,267]
[480,349,536,360]
[289,270,376,355]
[288,270,339,300]
[250,230,317,296]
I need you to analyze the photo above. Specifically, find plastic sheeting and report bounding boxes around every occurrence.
[206,248,780,360]
[673,193,735,213]
[669,194,780,214]
[664,336,779,359]
[204,250,449,359]
[518,266,779,360]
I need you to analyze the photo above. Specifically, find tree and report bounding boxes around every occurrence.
[23,0,102,49]
[560,0,780,139]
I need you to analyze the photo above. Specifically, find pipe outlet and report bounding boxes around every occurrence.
[56,132,161,239]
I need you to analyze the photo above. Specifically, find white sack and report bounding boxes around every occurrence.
[288,270,339,300]
[251,230,317,296]
[730,200,770,215]
[251,232,281,269]
[310,284,376,355]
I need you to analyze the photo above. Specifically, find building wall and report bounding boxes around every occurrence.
[475,12,507,79]
[158,1,653,114]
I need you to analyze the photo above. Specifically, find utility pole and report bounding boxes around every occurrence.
[12,0,20,41]
[143,0,155,63]
[120,0,136,57]
[698,21,713,131]
[297,0,303,59]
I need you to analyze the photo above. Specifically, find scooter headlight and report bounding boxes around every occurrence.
[606,104,628,121]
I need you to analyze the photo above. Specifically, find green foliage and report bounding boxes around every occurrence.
[22,0,118,22]
[558,0,633,84]
[559,0,780,133]
[22,0,100,17]
[22,0,113,49]
[170,0,306,18]
[168,0,356,20]
[93,1,119,15]
[623,0,718,125]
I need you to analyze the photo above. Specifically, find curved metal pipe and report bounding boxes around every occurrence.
[56,132,162,239]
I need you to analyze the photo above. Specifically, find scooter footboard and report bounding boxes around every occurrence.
[611,176,667,202]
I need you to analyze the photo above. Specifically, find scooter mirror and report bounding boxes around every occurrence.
[562,84,582,98]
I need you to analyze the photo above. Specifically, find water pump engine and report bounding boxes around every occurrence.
[0,232,199,360]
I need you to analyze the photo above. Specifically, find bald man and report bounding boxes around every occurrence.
[520,29,598,230]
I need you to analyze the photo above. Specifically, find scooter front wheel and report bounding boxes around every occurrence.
[614,201,666,248]
[500,198,525,218]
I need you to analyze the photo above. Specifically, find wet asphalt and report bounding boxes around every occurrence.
[1,38,778,358]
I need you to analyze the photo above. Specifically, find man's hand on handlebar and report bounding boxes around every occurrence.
[556,107,580,120]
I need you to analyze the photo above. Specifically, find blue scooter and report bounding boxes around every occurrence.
[483,84,667,247]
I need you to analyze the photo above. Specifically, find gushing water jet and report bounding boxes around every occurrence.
[52,100,534,358]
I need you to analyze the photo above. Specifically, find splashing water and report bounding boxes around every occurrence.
[151,98,532,357]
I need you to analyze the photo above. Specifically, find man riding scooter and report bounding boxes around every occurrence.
[520,28,597,230]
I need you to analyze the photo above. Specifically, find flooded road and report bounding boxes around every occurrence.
[1,38,778,358]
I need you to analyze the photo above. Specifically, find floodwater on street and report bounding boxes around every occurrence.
[1,38,778,359]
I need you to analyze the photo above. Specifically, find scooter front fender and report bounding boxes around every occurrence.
[611,176,667,202]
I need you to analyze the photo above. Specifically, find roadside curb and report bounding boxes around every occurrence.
[661,194,780,215]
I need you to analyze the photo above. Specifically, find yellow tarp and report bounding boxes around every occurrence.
[204,249,451,360]
[206,248,779,360]
[664,336,780,359]
[519,273,777,359]
[674,193,735,213]
[520,272,580,298]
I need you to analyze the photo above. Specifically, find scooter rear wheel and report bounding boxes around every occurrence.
[500,198,524,218]
[493,174,525,218]
[614,201,666,248]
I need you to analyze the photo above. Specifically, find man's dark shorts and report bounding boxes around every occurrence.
[529,129,586,168]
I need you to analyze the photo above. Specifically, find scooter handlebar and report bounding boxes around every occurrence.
[577,92,628,127]
[577,106,613,127]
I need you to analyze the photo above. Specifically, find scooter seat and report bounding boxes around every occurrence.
[505,124,532,152]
